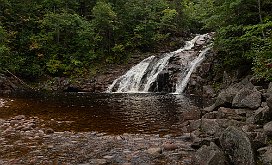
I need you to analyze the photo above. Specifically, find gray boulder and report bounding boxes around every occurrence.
[258,145,272,165]
[193,142,227,165]
[232,88,261,109]
[213,82,245,109]
[220,126,255,165]
[188,119,244,137]
[246,106,272,124]
[264,121,272,137]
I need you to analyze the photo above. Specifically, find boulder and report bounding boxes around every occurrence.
[258,146,272,165]
[187,119,244,137]
[217,107,243,120]
[232,88,261,109]
[193,142,227,165]
[213,82,245,109]
[263,121,272,137]
[220,126,255,165]
[246,106,272,124]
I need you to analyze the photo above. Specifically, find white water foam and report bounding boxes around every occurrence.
[107,34,212,93]
[174,47,211,94]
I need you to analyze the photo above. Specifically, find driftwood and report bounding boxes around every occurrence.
[5,70,34,90]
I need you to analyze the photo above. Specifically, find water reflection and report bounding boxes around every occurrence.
[0,93,199,135]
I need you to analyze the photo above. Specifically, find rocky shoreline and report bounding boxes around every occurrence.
[1,78,272,164]
[189,78,272,165]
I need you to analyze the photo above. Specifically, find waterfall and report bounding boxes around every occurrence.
[174,47,211,94]
[107,56,155,93]
[107,33,212,93]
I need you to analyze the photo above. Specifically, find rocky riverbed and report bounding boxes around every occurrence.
[0,114,196,165]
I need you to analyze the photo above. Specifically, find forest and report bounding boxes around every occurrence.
[0,0,271,81]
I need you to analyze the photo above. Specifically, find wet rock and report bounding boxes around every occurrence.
[45,128,54,134]
[258,146,272,165]
[264,121,272,137]
[14,115,26,120]
[146,148,162,156]
[89,159,107,165]
[220,126,255,165]
[162,143,178,151]
[232,88,262,109]
[193,142,226,165]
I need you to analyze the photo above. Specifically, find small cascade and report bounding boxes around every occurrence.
[174,47,211,94]
[107,56,155,93]
[107,33,213,93]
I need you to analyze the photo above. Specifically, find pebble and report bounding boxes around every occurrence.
[146,147,162,155]
[45,128,54,134]
[163,143,179,151]
[103,155,114,159]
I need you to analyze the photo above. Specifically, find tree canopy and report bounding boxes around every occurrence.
[0,0,271,81]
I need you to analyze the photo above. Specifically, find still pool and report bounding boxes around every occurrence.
[0,92,202,135]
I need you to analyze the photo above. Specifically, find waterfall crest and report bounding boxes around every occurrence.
[107,33,212,93]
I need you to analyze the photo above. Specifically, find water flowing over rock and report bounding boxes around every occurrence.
[107,33,213,93]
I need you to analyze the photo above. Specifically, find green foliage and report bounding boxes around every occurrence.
[0,0,192,79]
[32,12,99,75]
[188,0,272,81]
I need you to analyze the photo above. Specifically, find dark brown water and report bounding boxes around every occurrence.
[0,93,201,135]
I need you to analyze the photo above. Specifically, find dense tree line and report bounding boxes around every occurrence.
[185,0,272,80]
[0,0,271,81]
[0,0,189,79]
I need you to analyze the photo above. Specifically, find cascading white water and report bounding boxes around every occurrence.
[107,33,212,93]
[107,56,155,93]
[174,47,211,94]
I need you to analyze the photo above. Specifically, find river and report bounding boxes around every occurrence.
[0,92,202,136]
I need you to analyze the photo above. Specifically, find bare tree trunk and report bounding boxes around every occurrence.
[257,0,265,38]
